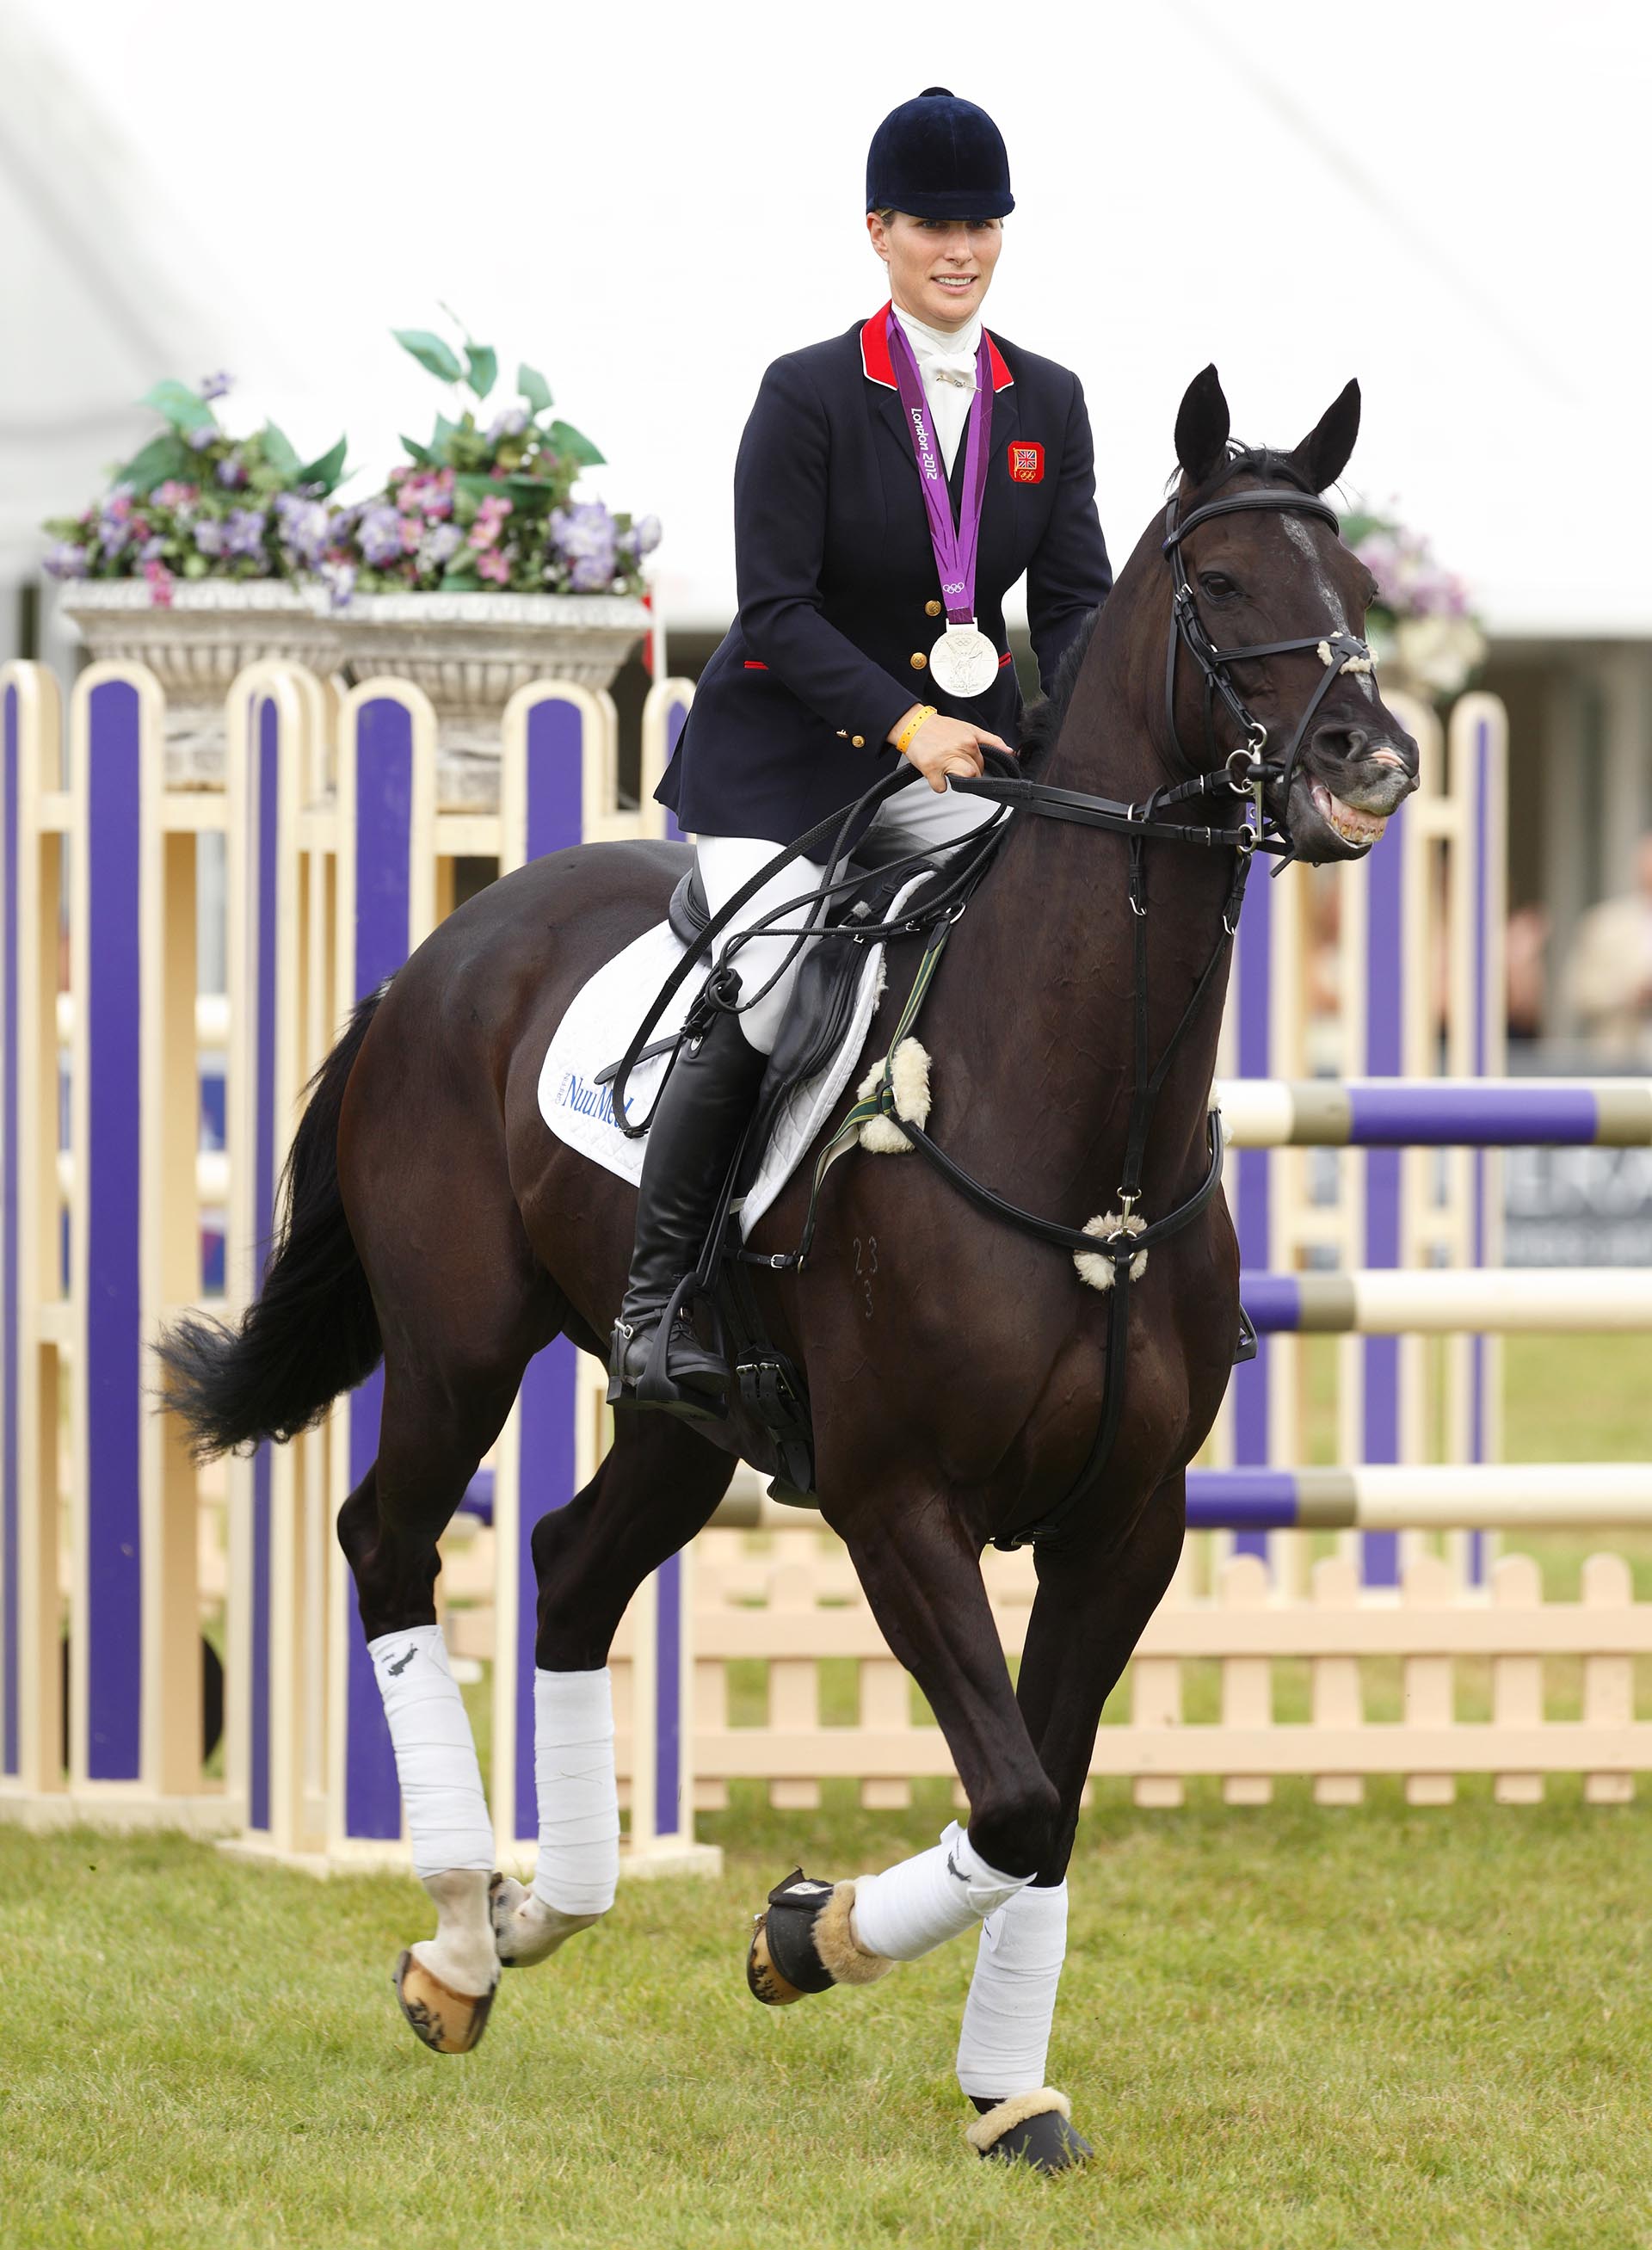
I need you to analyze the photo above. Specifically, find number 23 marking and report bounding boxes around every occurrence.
[852,1235,878,1321]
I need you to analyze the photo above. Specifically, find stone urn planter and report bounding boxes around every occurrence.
[60,580,340,787]
[330,589,650,809]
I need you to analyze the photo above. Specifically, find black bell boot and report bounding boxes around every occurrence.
[607,1008,768,1419]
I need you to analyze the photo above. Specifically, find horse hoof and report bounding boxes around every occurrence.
[745,1868,893,2006]
[489,1871,601,1969]
[391,1948,497,2054]
[965,2090,1090,2173]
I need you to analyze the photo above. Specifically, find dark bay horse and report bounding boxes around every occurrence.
[162,366,1417,2164]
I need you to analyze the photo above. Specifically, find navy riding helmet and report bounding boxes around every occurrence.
[865,87,1014,220]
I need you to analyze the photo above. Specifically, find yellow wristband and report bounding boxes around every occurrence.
[894,705,938,756]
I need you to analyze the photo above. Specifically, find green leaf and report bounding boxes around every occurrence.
[293,435,348,494]
[547,418,604,467]
[140,379,215,434]
[392,328,464,384]
[518,361,553,415]
[399,435,434,468]
[262,422,301,480]
[465,344,497,401]
[441,556,482,590]
[117,431,194,494]
[429,412,459,459]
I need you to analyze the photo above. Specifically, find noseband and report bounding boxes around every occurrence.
[1162,483,1374,861]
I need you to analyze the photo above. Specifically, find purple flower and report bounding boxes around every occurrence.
[98,483,138,558]
[419,522,463,570]
[487,407,528,441]
[187,424,218,453]
[551,501,618,590]
[357,502,410,567]
[139,535,167,562]
[320,559,357,608]
[43,539,89,580]
[274,492,331,569]
[216,452,249,490]
[223,507,268,560]
[199,373,233,403]
[194,518,226,558]
[628,514,662,557]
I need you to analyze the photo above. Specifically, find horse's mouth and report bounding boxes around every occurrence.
[1309,780,1388,849]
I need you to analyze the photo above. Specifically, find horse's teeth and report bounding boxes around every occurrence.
[1310,780,1388,846]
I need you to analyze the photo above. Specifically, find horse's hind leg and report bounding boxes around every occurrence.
[490,1410,735,1970]
[337,1249,558,2053]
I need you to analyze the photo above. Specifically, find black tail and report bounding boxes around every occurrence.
[157,987,388,1460]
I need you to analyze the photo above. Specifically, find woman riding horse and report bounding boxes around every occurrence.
[160,87,1418,2176]
[609,84,1113,1416]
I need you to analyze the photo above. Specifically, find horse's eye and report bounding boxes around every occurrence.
[1199,571,1238,601]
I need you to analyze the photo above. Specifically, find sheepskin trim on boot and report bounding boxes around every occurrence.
[812,1880,897,1987]
[856,1039,933,1156]
[1073,1211,1148,1292]
[965,2087,1072,2153]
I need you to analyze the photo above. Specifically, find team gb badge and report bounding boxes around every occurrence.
[1008,441,1045,484]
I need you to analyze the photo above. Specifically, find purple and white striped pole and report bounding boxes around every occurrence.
[332,685,435,1854]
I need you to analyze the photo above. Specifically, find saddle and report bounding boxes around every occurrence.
[656,852,964,1501]
[663,853,926,1175]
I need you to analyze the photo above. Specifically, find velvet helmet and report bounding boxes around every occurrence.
[865,87,1014,219]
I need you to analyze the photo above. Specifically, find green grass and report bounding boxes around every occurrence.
[3,1797,1650,2250]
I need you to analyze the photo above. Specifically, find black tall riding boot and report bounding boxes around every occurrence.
[607,1008,769,1419]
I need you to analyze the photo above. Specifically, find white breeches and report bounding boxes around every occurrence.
[696,780,1001,1053]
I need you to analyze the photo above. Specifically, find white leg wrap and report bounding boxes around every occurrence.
[955,1878,1069,2099]
[531,1667,620,1918]
[367,1624,493,1880]
[849,1821,1030,1963]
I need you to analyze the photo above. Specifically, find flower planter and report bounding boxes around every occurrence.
[329,589,650,810]
[60,580,339,787]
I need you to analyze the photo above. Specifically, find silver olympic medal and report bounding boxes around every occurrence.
[928,624,999,700]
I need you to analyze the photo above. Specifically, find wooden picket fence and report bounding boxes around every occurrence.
[437,1521,1652,1815]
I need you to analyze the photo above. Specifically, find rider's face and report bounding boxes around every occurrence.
[867,212,1003,332]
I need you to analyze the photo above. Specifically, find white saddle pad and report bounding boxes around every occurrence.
[538,875,925,1236]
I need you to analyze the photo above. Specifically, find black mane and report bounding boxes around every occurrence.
[1014,441,1319,768]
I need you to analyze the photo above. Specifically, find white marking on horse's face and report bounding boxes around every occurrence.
[1280,515,1379,706]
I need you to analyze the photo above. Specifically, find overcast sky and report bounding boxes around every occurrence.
[15,0,1652,637]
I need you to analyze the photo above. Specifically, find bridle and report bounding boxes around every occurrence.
[608,468,1383,1548]
[1160,478,1375,866]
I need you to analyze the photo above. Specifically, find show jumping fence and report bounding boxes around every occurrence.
[1,652,1649,1875]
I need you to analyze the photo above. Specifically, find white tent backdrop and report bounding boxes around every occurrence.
[8,0,1650,638]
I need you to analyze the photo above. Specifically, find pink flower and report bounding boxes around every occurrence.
[143,558,176,608]
[151,480,200,509]
[476,546,510,583]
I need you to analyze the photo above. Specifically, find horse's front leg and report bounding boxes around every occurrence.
[952,1473,1186,2167]
[744,1487,1065,2153]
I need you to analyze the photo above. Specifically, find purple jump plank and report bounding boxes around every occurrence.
[84,679,144,1780]
[1344,1083,1600,1144]
[1185,1471,1300,1532]
[1238,1273,1300,1333]
[342,698,417,1840]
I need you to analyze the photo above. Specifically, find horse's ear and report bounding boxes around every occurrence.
[1291,379,1361,493]
[1174,365,1230,486]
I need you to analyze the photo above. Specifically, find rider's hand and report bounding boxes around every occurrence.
[890,708,1014,793]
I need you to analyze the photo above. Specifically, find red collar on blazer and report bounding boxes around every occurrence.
[860,301,1014,392]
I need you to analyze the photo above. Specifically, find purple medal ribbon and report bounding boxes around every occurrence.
[885,311,993,626]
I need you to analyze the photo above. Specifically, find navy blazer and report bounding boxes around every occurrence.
[656,305,1113,842]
